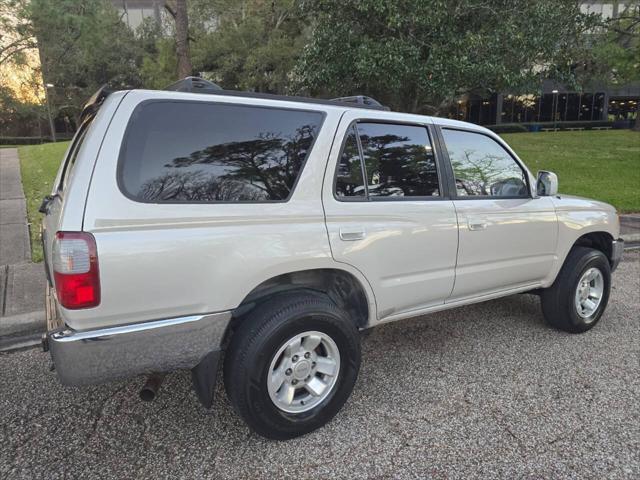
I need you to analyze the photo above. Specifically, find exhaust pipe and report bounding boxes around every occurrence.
[139,373,166,402]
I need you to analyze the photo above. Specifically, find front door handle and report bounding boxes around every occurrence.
[339,228,366,241]
[467,218,488,231]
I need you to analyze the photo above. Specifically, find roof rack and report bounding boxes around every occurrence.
[165,76,223,93]
[330,95,389,110]
[162,77,390,111]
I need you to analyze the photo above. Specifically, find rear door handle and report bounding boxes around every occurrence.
[339,228,366,241]
[467,218,488,231]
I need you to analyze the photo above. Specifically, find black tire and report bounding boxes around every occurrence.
[223,291,361,440]
[541,246,611,333]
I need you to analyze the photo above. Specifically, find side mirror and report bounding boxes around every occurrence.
[536,171,558,196]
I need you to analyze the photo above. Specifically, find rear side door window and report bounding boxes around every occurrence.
[335,126,366,198]
[119,101,324,203]
[441,129,529,198]
[335,122,440,199]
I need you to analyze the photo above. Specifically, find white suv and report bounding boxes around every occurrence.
[41,79,624,439]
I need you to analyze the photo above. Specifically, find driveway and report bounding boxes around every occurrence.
[1,250,638,479]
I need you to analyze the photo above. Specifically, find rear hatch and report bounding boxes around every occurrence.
[41,86,111,286]
[41,118,94,286]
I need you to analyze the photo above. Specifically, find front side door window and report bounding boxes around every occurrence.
[440,127,557,299]
[441,128,528,198]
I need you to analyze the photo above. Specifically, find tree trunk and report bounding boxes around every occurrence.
[173,0,192,78]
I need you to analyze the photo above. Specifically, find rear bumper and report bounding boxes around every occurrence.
[48,311,232,386]
[611,238,624,272]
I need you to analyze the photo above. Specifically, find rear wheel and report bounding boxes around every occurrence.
[541,246,611,333]
[224,291,361,440]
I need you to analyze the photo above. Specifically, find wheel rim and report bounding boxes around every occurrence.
[267,330,340,414]
[574,267,604,320]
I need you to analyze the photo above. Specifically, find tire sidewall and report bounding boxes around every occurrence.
[237,301,360,438]
[565,250,611,331]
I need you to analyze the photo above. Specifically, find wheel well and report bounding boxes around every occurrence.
[573,232,614,262]
[225,269,370,341]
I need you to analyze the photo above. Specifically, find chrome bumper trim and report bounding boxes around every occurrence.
[48,312,232,386]
[611,238,624,272]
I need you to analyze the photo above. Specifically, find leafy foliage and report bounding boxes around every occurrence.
[27,0,142,124]
[0,84,44,136]
[577,3,639,129]
[584,3,640,87]
[0,0,35,66]
[190,0,308,93]
[295,0,598,112]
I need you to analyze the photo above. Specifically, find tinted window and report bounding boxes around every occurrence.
[358,123,439,198]
[335,126,366,197]
[119,102,324,202]
[442,129,528,197]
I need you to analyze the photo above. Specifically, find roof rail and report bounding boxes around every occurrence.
[330,95,390,110]
[160,77,390,111]
[165,76,223,93]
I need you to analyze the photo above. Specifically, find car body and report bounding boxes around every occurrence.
[42,84,624,438]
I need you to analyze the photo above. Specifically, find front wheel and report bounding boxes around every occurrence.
[541,246,611,333]
[223,292,361,440]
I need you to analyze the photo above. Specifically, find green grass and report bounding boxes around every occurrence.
[501,130,640,213]
[15,130,640,262]
[18,141,70,262]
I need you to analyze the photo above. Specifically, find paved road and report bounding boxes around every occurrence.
[1,251,638,479]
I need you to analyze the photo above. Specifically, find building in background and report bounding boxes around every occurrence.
[110,0,163,30]
[445,1,639,126]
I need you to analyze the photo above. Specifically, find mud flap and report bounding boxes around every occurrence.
[191,350,221,409]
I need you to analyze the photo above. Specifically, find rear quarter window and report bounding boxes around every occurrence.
[118,101,325,203]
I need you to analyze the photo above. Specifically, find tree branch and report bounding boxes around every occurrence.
[164,4,176,19]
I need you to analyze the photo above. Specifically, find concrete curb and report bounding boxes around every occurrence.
[0,332,42,352]
[0,310,45,337]
[621,233,640,244]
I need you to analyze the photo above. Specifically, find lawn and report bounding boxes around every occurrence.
[16,130,640,262]
[502,130,640,213]
[18,141,70,262]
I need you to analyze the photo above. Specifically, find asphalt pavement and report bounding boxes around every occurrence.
[1,250,638,479]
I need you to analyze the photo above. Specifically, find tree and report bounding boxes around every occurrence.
[190,0,308,93]
[0,0,35,67]
[295,0,598,113]
[27,0,142,126]
[165,0,193,78]
[582,4,640,130]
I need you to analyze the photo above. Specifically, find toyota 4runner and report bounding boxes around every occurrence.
[41,79,624,439]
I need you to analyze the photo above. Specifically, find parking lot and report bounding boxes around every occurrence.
[1,250,638,479]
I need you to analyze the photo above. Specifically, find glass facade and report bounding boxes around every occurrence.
[608,98,638,121]
[444,90,637,126]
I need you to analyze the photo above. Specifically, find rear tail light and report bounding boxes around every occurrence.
[52,231,100,309]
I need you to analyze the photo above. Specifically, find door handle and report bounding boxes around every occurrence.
[467,218,488,231]
[339,228,366,241]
